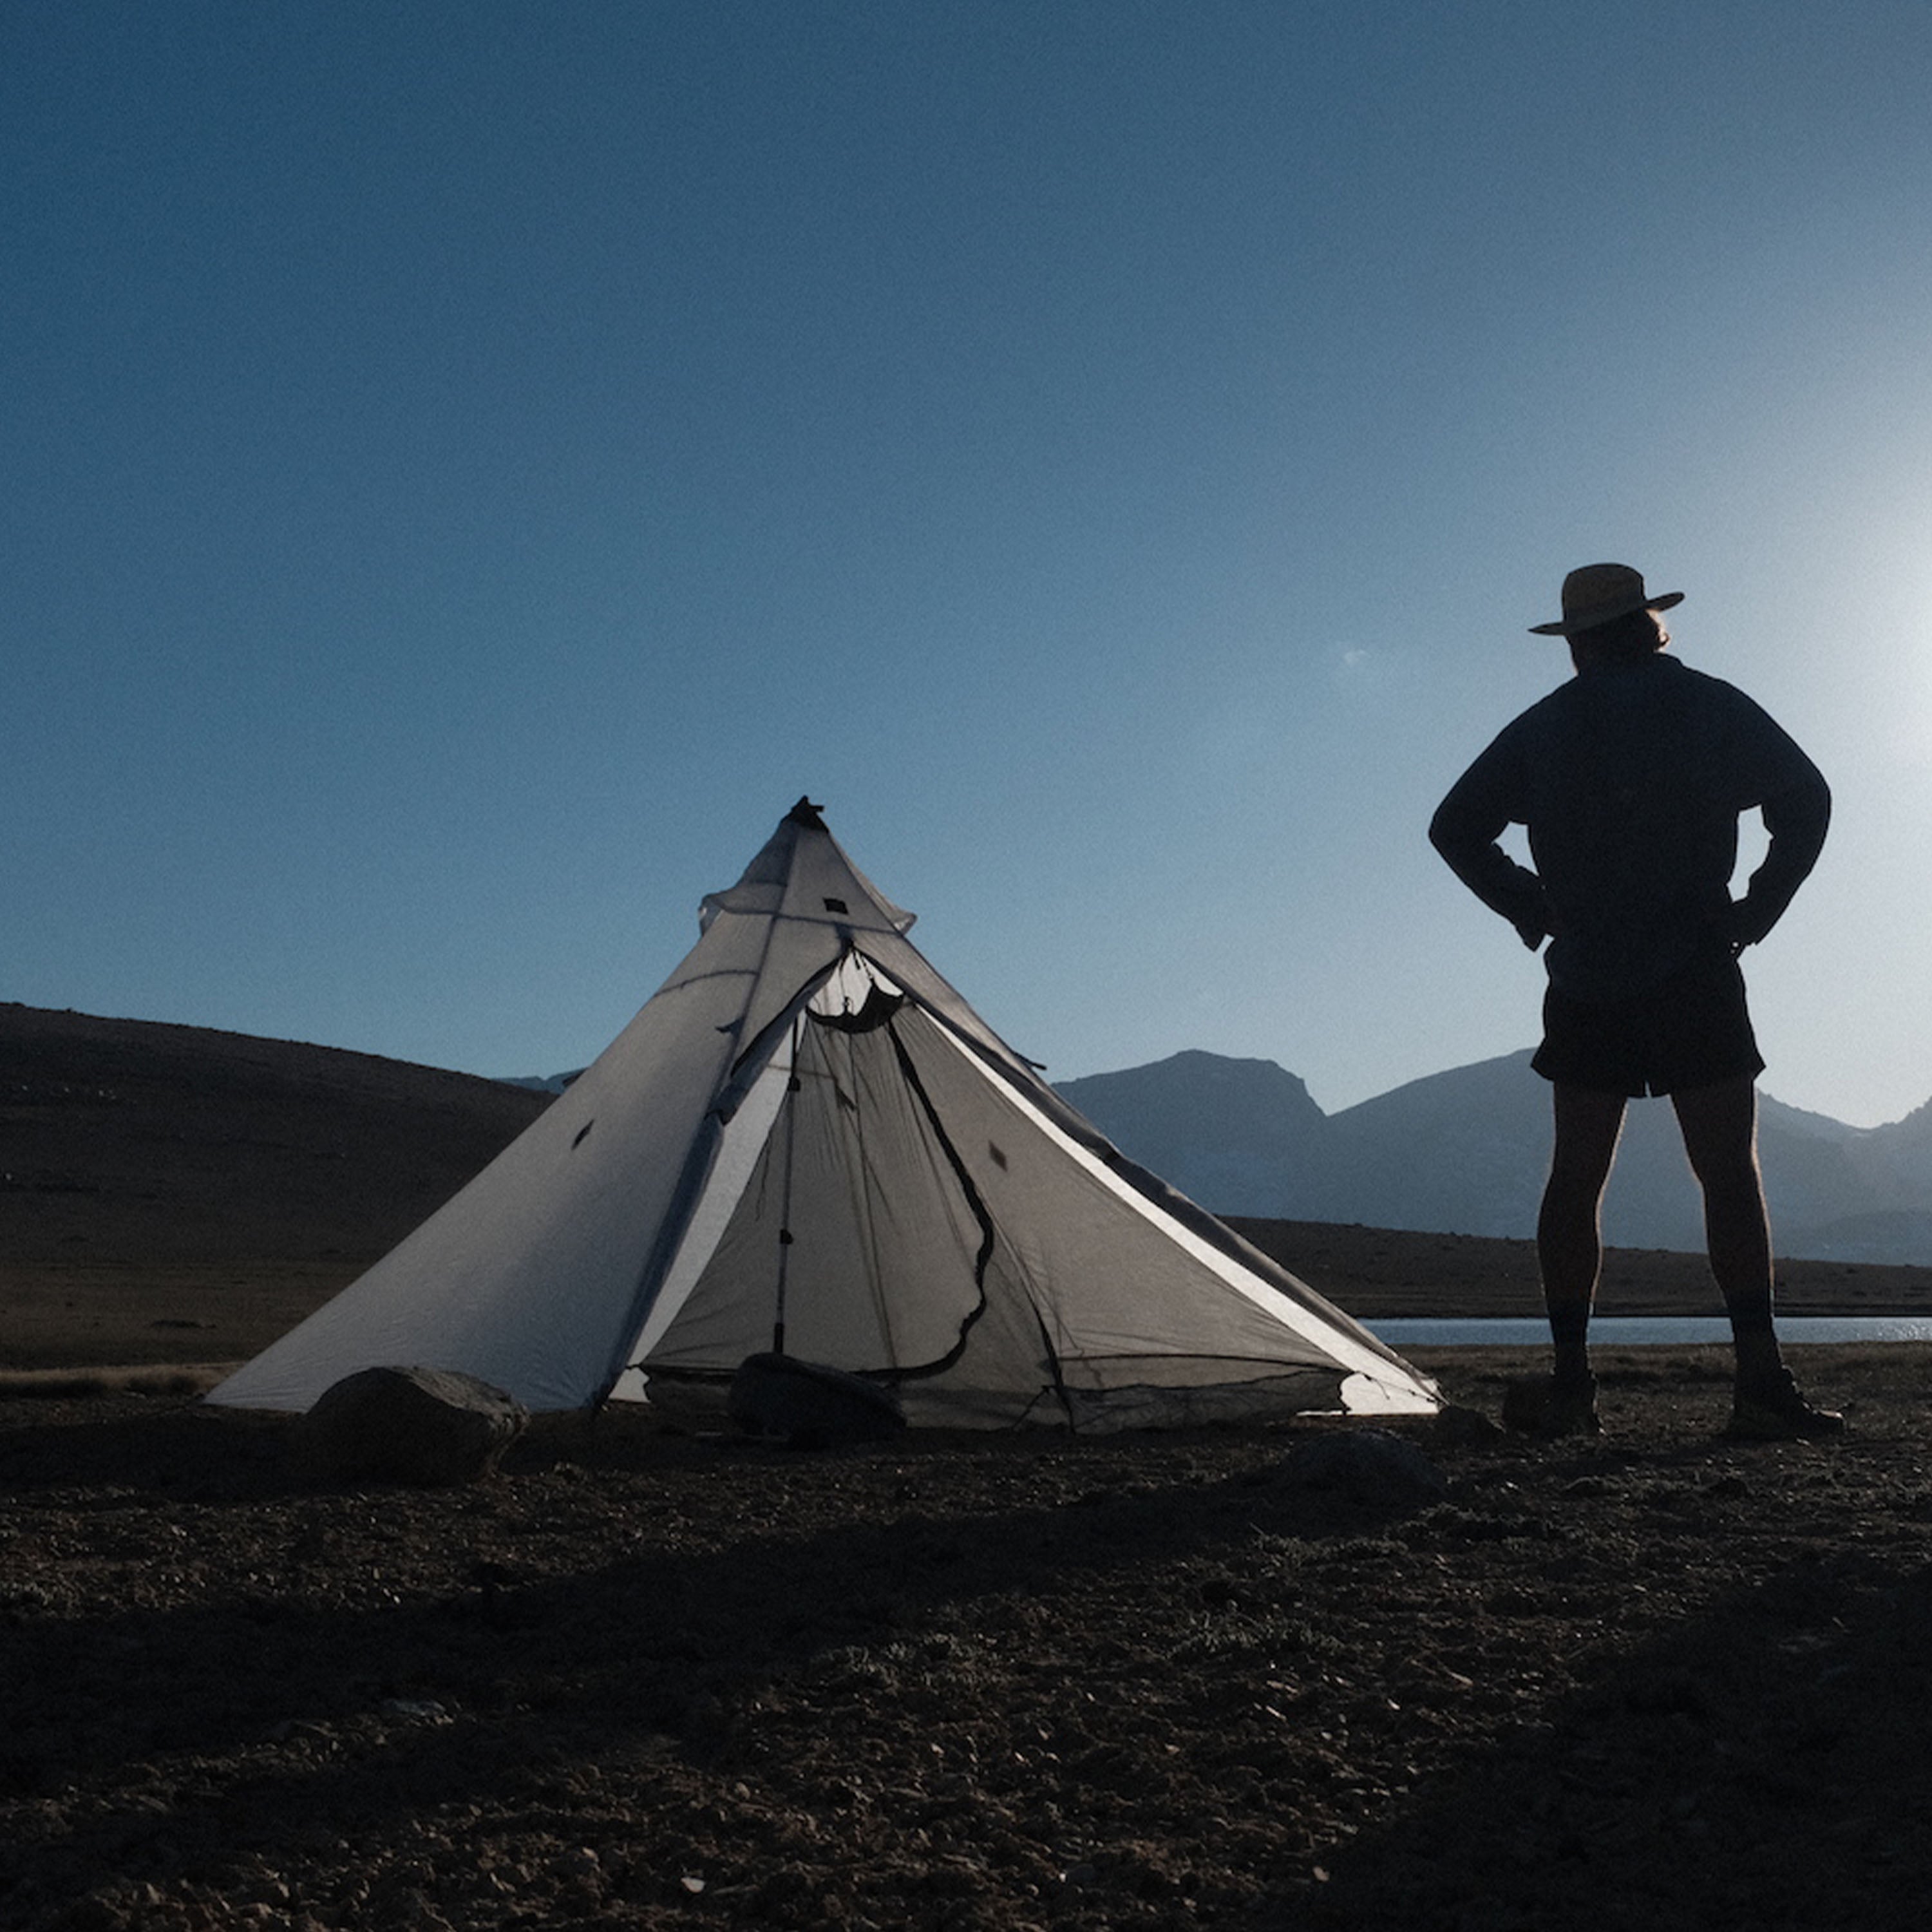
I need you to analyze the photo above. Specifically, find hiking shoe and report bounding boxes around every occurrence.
[1502,1372,1600,1439]
[1727,1367,1846,1441]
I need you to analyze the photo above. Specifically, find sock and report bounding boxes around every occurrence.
[1548,1302,1591,1383]
[1727,1301,1781,1381]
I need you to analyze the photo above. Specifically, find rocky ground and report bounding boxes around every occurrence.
[9,1004,1932,1927]
[5,1345,1931,1932]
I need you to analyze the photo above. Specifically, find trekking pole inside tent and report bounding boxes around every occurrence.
[772,1013,804,1356]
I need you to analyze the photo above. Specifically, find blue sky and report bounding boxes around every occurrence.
[7,1,1931,1127]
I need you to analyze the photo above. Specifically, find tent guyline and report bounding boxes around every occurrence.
[211,798,1438,1429]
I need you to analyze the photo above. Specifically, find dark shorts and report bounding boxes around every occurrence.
[1531,956,1765,1098]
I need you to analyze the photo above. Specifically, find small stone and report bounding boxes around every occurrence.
[1280,1429,1448,1509]
[728,1353,905,1448]
[1431,1402,1501,1445]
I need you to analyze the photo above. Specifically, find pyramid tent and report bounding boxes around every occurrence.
[211,801,1437,1427]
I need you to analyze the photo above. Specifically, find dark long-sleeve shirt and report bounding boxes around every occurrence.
[1429,654,1830,1003]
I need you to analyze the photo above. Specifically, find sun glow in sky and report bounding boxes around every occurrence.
[7,1,1932,1128]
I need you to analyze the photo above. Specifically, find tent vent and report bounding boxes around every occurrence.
[572,1121,594,1149]
[823,896,849,914]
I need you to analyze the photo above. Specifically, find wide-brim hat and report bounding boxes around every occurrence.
[1529,562,1684,637]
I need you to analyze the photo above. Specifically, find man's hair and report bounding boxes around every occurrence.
[1571,607,1669,662]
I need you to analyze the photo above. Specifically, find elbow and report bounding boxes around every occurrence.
[1803,769,1832,831]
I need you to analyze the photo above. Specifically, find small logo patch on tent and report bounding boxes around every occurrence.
[823,896,849,914]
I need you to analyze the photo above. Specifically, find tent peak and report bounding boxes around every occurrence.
[785,797,828,831]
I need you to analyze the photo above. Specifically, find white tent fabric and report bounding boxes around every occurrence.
[210,802,1438,1425]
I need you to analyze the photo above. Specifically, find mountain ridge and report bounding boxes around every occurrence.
[1058,1048,1932,1266]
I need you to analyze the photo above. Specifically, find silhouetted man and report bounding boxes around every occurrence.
[1430,562,1840,1439]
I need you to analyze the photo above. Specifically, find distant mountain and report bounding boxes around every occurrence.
[1052,1051,1329,1216]
[1059,1048,1932,1265]
[500,1070,583,1095]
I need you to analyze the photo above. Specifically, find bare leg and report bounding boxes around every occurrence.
[1671,1075,1781,1378]
[1538,1083,1628,1381]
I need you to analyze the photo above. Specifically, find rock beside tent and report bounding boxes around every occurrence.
[4,1343,1931,1930]
[294,1365,529,1486]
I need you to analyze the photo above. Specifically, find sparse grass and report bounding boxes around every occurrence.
[1171,1615,1320,1663]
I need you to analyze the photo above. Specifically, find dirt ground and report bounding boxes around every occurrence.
[5,1345,1930,1932]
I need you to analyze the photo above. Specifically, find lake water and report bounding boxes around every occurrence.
[1368,1316,1932,1347]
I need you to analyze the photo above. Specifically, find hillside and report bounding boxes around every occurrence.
[1,1003,550,1369]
